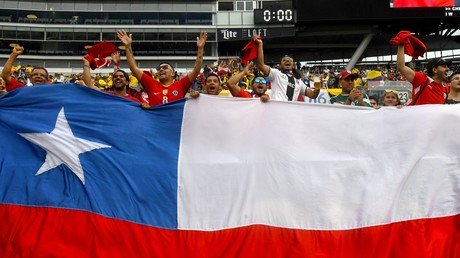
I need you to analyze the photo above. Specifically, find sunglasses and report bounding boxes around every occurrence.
[157,64,173,71]
[254,78,267,84]
[385,89,399,94]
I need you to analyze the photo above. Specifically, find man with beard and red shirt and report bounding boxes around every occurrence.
[82,57,147,104]
[117,29,207,106]
[1,45,50,91]
[396,45,451,105]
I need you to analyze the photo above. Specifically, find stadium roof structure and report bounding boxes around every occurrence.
[281,0,460,65]
[260,23,460,64]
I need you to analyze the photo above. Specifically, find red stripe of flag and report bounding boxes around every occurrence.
[1,204,458,258]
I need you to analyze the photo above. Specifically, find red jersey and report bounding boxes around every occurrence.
[140,72,191,105]
[410,71,449,105]
[235,88,259,98]
[393,0,453,7]
[107,91,142,103]
[6,77,25,92]
[127,88,150,104]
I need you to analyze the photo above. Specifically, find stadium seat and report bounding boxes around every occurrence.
[36,18,50,24]
[0,16,12,22]
[54,18,67,24]
[187,19,201,25]
[107,19,119,24]
[120,19,134,24]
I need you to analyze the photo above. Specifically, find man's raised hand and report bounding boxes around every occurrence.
[12,45,24,56]
[197,31,207,49]
[117,29,132,46]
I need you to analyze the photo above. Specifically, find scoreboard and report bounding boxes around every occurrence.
[254,1,295,25]
[295,0,460,22]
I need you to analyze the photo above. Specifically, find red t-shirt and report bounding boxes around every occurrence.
[5,77,26,92]
[140,72,191,105]
[235,88,262,99]
[410,71,449,105]
[393,0,453,7]
[235,88,252,98]
[106,91,142,103]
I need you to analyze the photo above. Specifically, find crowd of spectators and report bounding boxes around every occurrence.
[1,57,456,108]
[2,32,459,108]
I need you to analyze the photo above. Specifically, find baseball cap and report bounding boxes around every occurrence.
[426,58,452,74]
[339,70,358,80]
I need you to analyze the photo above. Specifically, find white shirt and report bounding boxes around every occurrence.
[268,68,306,101]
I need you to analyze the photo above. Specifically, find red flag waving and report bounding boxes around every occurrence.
[84,41,118,70]
[241,40,259,65]
[390,31,428,59]
[87,41,118,59]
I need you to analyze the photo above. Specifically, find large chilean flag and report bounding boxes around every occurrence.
[0,84,459,258]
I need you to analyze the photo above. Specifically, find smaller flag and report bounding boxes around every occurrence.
[84,41,119,70]
[241,40,259,65]
[390,30,428,59]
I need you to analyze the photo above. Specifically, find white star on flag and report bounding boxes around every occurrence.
[19,107,111,184]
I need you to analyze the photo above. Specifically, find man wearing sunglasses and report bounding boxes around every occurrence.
[226,62,269,102]
[396,44,451,105]
[252,35,320,102]
[117,29,207,106]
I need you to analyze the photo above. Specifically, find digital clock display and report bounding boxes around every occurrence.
[254,1,296,24]
[262,9,294,22]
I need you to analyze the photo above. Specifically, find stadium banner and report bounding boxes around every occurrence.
[217,27,295,41]
[0,84,459,257]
